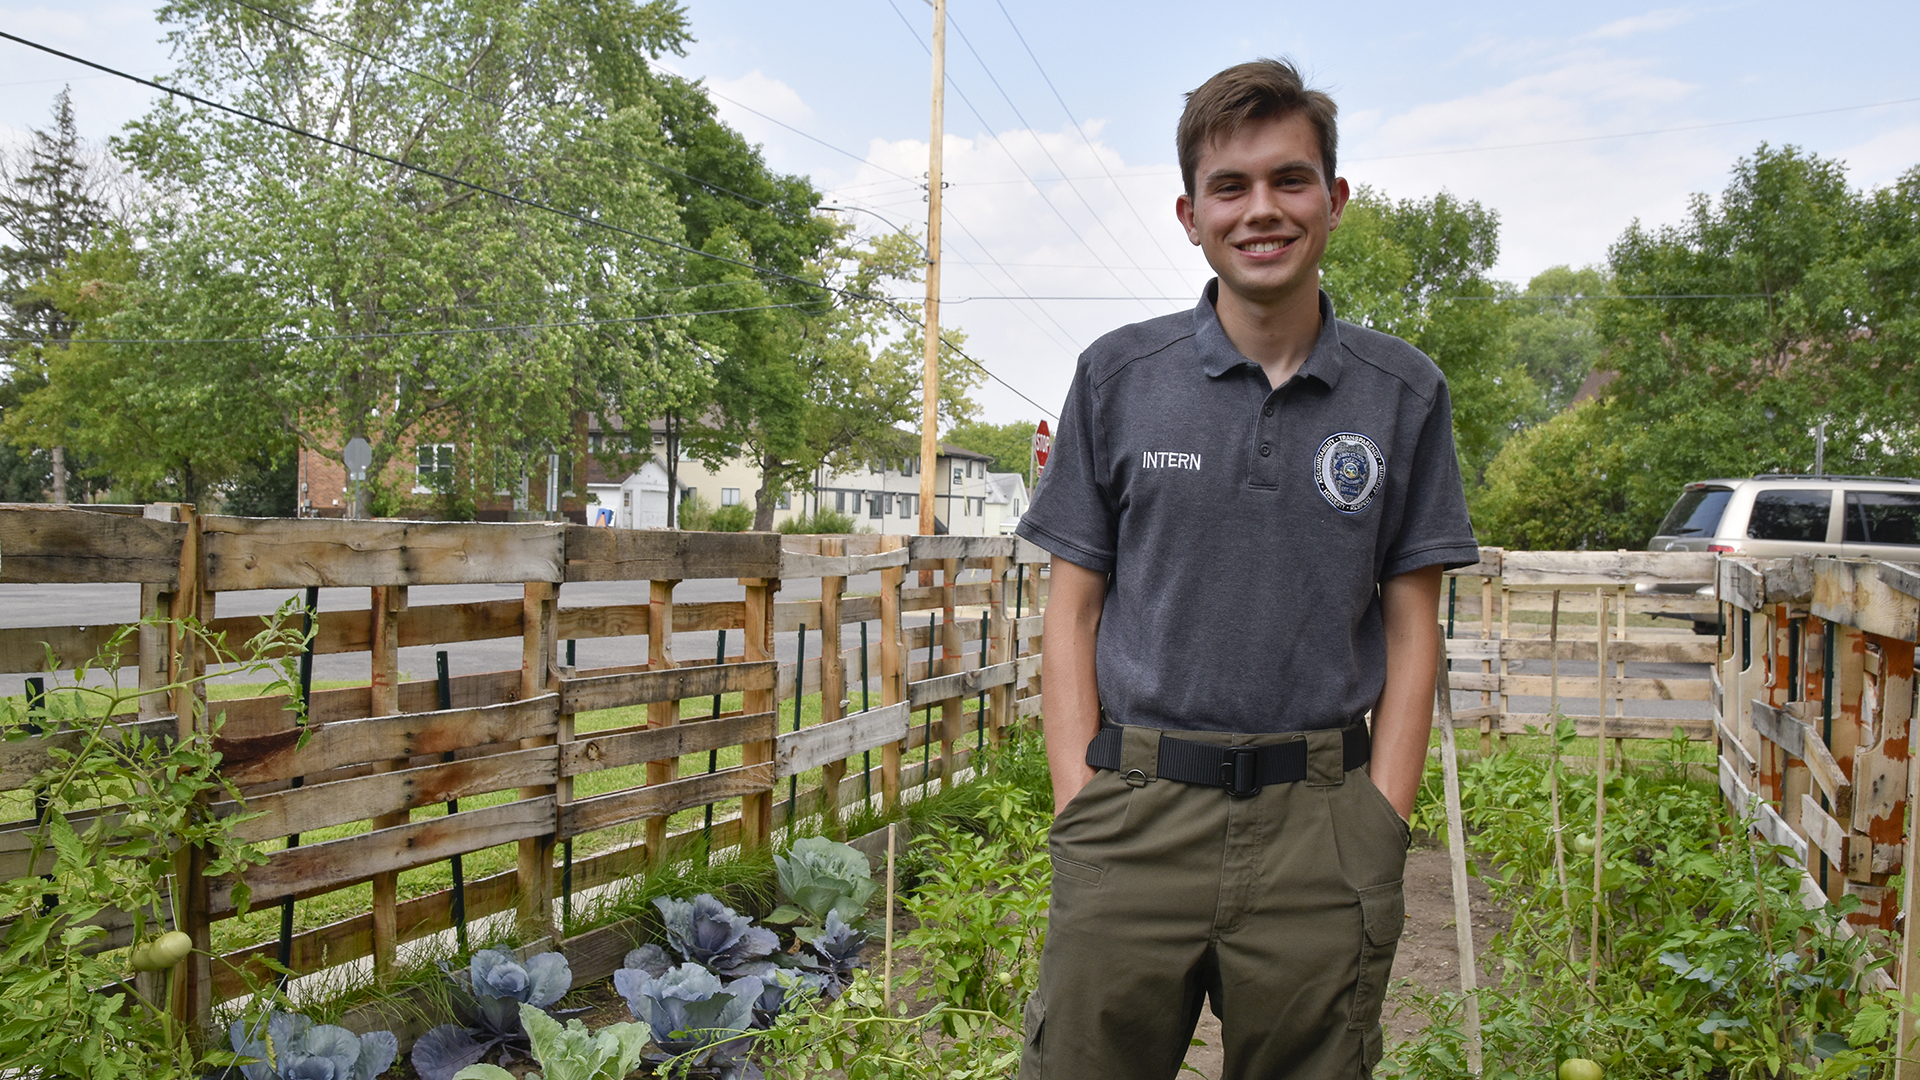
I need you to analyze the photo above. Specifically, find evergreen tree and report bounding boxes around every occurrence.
[0,88,116,502]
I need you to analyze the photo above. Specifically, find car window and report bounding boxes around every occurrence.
[1845,491,1920,546]
[1746,490,1831,542]
[1655,487,1733,536]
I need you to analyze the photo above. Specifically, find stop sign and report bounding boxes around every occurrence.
[1033,421,1051,472]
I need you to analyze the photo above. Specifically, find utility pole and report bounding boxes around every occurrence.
[916,0,947,537]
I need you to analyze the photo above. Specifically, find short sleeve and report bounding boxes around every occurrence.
[1381,378,1481,580]
[1015,358,1116,574]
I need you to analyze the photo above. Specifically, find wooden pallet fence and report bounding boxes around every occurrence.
[1,506,1058,1040]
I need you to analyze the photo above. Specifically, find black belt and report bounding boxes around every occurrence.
[1085,724,1371,798]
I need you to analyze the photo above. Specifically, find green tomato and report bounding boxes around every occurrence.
[1559,1058,1603,1080]
[129,942,157,972]
[139,931,193,970]
[1571,833,1595,856]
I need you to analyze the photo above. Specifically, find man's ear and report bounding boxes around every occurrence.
[1328,177,1351,231]
[1175,192,1200,245]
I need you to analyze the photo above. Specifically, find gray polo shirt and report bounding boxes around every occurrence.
[1016,283,1479,734]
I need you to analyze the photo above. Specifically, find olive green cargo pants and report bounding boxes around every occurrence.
[1018,726,1409,1080]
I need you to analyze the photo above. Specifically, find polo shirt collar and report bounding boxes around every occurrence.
[1193,280,1346,390]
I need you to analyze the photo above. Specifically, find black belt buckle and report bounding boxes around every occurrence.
[1220,746,1260,798]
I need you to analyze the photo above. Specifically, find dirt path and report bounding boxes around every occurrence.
[1181,836,1508,1078]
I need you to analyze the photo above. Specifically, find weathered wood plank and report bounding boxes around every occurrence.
[1752,699,1807,759]
[1716,715,1758,773]
[559,763,774,838]
[560,661,775,714]
[778,547,909,578]
[1880,561,1920,604]
[561,712,777,776]
[1012,537,1050,564]
[219,746,558,842]
[215,695,560,786]
[1812,558,1920,643]
[562,527,780,582]
[908,536,1014,563]
[1501,639,1718,663]
[1498,714,1711,741]
[1500,674,1712,701]
[1444,548,1504,578]
[1500,550,1715,588]
[202,518,565,590]
[212,669,528,739]
[1445,638,1501,662]
[0,505,185,585]
[229,796,556,906]
[1799,730,1851,818]
[774,703,912,779]
[1720,559,1767,612]
[0,622,133,675]
[1800,793,1848,867]
[908,670,967,710]
[0,716,175,789]
[1765,557,1815,605]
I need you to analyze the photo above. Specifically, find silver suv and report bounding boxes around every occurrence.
[1645,474,1920,630]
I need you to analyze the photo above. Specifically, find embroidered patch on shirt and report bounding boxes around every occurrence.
[1314,432,1384,513]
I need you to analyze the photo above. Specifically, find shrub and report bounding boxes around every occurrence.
[676,493,714,531]
[708,503,753,532]
[777,510,858,535]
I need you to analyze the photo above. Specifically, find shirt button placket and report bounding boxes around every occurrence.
[1253,390,1282,487]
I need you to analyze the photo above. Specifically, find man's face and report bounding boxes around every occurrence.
[1175,112,1349,311]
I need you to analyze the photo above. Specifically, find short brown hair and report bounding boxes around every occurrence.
[1177,59,1338,195]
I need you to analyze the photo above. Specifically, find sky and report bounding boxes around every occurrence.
[2,0,1918,424]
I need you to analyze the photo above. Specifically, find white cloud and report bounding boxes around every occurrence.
[829,123,1210,421]
[1584,7,1696,40]
[703,70,816,150]
[1840,122,1920,191]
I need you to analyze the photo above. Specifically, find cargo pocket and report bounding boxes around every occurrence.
[1015,994,1046,1079]
[1347,880,1405,1032]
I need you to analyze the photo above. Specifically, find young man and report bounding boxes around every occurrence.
[1013,60,1480,1080]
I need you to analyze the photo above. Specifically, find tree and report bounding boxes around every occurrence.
[0,88,126,502]
[945,418,1042,486]
[683,226,979,529]
[1506,264,1612,421]
[1320,186,1531,482]
[110,0,709,514]
[1473,144,1920,548]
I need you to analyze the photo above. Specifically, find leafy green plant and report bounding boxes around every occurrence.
[708,503,753,532]
[0,611,302,1079]
[452,1002,649,1080]
[615,962,763,1078]
[776,510,858,535]
[759,971,1022,1080]
[769,837,878,935]
[1384,738,1898,1080]
[898,784,1049,1035]
[228,1010,398,1079]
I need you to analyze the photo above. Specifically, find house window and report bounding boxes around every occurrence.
[869,492,885,518]
[777,491,790,509]
[900,496,912,519]
[952,466,964,486]
[849,492,861,514]
[961,497,969,517]
[975,497,984,516]
[835,491,845,512]
[415,444,455,491]
[680,487,696,503]
[722,488,741,506]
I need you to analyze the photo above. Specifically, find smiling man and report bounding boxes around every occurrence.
[1013,60,1480,1080]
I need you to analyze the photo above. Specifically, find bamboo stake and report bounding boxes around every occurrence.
[883,822,898,1013]
[1436,634,1482,1075]
[1547,591,1573,946]
[1589,588,1610,987]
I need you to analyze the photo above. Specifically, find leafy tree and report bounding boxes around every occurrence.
[1321,186,1530,482]
[111,0,708,515]
[1473,144,1920,548]
[1507,264,1612,421]
[683,226,978,530]
[0,87,125,502]
[944,418,1041,486]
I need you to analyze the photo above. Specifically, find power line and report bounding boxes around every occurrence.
[0,29,1053,418]
[991,0,1188,276]
[947,7,1182,283]
[0,301,815,346]
[884,0,1161,313]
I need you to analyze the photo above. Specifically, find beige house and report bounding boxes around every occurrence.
[582,416,1005,534]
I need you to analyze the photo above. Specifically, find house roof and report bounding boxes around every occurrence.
[985,471,1027,504]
